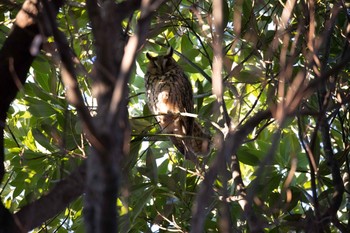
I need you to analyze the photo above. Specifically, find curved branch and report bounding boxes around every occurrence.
[14,162,86,232]
[191,110,271,233]
[0,0,62,232]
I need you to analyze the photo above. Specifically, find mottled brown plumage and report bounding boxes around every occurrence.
[145,48,211,157]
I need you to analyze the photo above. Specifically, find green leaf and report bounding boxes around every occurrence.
[130,186,156,224]
[237,146,261,166]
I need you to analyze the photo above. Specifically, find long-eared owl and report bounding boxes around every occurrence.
[145,47,211,157]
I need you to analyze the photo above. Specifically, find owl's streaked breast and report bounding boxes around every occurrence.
[145,68,191,114]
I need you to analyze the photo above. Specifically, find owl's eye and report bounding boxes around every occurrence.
[146,50,174,73]
[162,58,171,70]
[154,60,162,70]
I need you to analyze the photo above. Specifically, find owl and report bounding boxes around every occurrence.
[145,47,211,158]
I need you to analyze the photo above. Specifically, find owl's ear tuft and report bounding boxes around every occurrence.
[146,52,155,61]
[165,47,173,58]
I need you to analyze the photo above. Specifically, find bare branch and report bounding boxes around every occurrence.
[191,110,271,233]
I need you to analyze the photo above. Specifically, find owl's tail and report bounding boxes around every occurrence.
[189,121,211,157]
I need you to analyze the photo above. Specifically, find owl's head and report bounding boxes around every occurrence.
[146,47,178,75]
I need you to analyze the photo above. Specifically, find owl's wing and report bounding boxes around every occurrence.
[178,72,194,136]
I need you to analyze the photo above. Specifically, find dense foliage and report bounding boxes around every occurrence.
[1,0,350,232]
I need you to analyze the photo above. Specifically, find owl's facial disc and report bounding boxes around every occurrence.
[162,58,170,71]
[154,60,163,72]
[151,57,170,73]
[146,49,175,74]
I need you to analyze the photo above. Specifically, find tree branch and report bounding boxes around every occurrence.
[191,110,271,233]
[40,0,104,152]
[83,0,159,231]
[14,162,86,232]
[0,0,62,232]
